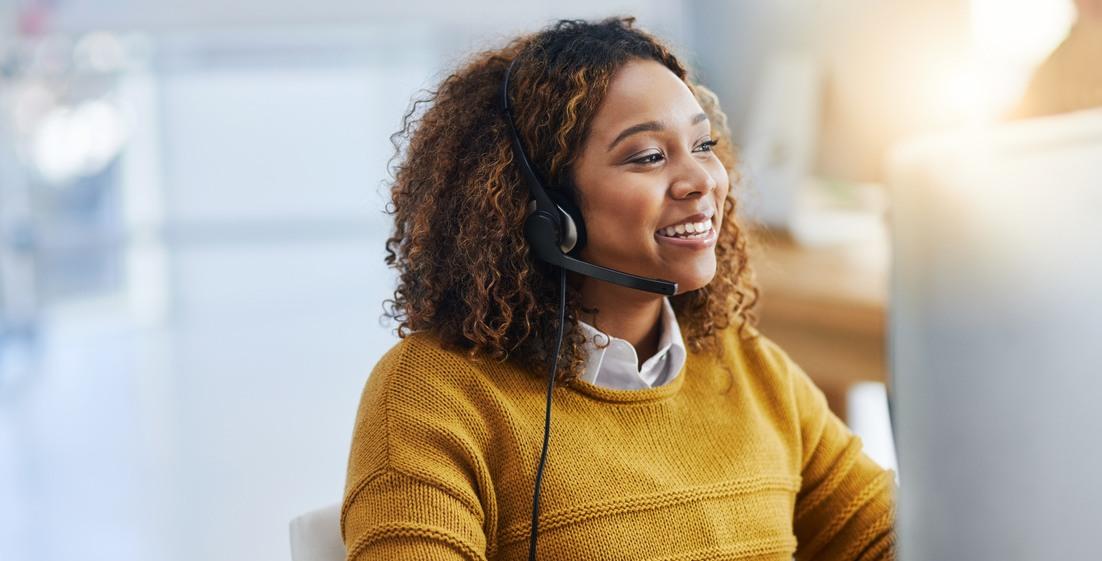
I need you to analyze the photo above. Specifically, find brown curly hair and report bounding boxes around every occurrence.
[381,16,758,382]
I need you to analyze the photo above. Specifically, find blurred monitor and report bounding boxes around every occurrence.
[887,108,1102,560]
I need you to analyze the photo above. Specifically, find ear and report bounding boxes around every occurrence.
[546,188,587,255]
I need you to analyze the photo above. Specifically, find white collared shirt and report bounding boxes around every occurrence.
[577,297,687,390]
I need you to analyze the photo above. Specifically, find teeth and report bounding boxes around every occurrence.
[659,220,712,239]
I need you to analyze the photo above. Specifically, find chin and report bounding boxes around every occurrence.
[672,265,717,295]
[675,279,712,296]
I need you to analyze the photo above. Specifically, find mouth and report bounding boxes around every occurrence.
[655,214,716,240]
[654,221,717,248]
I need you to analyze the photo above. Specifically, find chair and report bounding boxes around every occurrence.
[845,381,898,478]
[289,503,345,561]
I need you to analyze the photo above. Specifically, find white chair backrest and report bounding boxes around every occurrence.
[289,503,345,561]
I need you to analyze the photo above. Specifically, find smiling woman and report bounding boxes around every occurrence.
[341,16,896,561]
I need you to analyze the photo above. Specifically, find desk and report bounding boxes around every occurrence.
[749,228,889,422]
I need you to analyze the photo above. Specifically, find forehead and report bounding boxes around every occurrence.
[588,59,704,141]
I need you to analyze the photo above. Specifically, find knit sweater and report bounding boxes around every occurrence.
[341,324,896,560]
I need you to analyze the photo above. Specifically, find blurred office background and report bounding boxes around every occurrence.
[0,1,1096,560]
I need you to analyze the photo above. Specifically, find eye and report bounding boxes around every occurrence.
[694,139,719,153]
[630,152,664,165]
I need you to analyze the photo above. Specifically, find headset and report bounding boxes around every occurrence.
[499,54,678,561]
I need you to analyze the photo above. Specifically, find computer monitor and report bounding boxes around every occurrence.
[887,108,1102,560]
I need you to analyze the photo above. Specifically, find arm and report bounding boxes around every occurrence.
[341,342,492,561]
[766,339,897,561]
[342,469,488,560]
[749,335,894,557]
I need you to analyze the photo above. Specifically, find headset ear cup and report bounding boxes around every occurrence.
[546,189,587,255]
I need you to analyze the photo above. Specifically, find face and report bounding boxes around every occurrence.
[570,58,730,296]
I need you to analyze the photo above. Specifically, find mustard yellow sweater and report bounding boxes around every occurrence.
[341,325,896,560]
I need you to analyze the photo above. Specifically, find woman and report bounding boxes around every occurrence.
[342,17,896,561]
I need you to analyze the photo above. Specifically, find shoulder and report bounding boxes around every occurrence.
[373,330,475,374]
[360,330,495,410]
[346,331,504,483]
[357,329,545,434]
[344,333,502,532]
[710,323,809,408]
[717,322,796,378]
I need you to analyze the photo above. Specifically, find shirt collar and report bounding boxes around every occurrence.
[577,297,687,389]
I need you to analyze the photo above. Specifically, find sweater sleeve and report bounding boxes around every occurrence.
[766,338,897,561]
[784,348,894,557]
[340,340,492,561]
[342,469,488,561]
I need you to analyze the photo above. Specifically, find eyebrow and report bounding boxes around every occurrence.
[607,112,709,152]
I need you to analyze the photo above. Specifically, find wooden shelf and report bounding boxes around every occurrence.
[749,228,889,422]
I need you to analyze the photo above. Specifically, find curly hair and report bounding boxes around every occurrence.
[381,16,759,383]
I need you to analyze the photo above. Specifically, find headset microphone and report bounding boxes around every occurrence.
[523,211,678,295]
[499,55,677,561]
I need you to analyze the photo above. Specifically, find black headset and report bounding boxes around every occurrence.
[499,54,677,561]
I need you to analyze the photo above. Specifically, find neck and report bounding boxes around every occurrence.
[578,278,664,364]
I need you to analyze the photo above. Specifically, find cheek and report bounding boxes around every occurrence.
[587,190,656,234]
[717,187,730,222]
[713,170,731,223]
[582,197,662,261]
[595,209,652,248]
[713,164,731,195]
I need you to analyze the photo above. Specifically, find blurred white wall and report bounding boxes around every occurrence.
[36,0,691,52]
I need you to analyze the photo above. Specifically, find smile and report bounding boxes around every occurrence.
[654,224,717,248]
[657,220,712,239]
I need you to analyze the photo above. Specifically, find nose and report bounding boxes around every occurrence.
[668,151,718,200]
